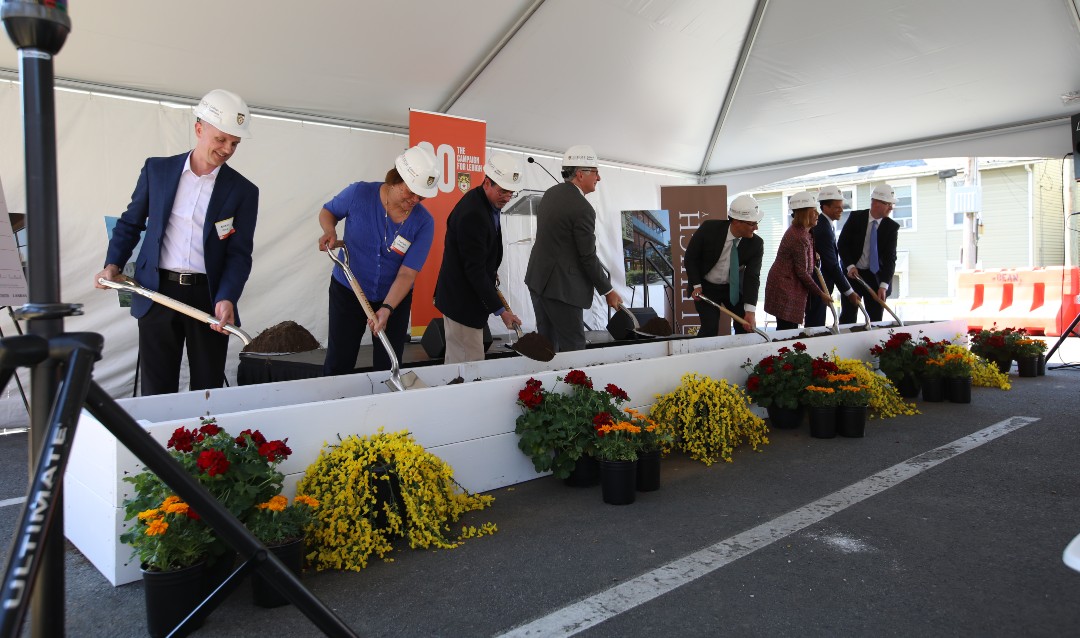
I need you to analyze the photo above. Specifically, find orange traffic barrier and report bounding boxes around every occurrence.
[958,266,1079,336]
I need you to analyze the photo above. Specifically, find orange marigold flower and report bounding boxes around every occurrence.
[161,495,181,507]
[145,519,168,536]
[164,501,189,515]
[137,508,160,521]
[294,494,320,509]
[258,494,289,512]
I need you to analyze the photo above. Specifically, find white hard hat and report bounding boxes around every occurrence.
[395,145,441,198]
[789,191,818,211]
[817,185,844,203]
[728,194,763,223]
[193,89,251,138]
[484,152,525,191]
[562,145,598,169]
[871,183,897,204]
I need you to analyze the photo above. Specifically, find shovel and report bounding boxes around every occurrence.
[494,289,555,362]
[616,304,673,338]
[850,274,904,326]
[325,246,427,391]
[812,262,840,335]
[696,293,771,342]
[97,275,252,345]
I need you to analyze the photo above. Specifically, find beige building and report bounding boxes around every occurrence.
[744,158,1070,321]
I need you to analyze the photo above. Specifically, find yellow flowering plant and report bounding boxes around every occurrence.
[651,373,769,466]
[831,356,919,419]
[297,429,495,572]
[948,345,1011,390]
[119,495,215,572]
[245,494,321,546]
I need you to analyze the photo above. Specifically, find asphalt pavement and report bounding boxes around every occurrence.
[1,344,1079,637]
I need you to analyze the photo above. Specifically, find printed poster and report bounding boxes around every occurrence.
[408,109,487,337]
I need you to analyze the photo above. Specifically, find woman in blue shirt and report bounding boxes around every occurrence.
[318,145,439,374]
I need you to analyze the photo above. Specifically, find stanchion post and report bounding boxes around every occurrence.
[1,2,72,637]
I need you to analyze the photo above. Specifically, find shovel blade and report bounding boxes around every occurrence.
[512,331,556,362]
[641,317,673,337]
[384,371,428,391]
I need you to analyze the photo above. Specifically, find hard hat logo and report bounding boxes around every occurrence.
[426,176,436,188]
[236,113,245,126]
[512,172,520,182]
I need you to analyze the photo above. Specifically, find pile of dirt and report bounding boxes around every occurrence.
[242,321,320,353]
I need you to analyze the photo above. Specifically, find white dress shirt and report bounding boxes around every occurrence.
[158,153,220,274]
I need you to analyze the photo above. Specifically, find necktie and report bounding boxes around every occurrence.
[729,238,741,305]
[868,220,879,275]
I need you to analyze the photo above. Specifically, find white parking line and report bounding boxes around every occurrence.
[499,416,1039,638]
[0,497,26,508]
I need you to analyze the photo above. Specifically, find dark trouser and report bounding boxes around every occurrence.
[775,319,799,330]
[529,290,586,352]
[692,281,748,338]
[805,281,834,328]
[137,277,228,396]
[323,279,412,375]
[839,268,885,323]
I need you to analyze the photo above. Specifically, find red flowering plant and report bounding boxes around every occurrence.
[803,355,843,408]
[515,370,629,478]
[968,325,1021,364]
[869,331,932,384]
[121,417,293,568]
[741,342,814,409]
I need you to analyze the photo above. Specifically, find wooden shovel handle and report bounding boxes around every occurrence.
[698,294,751,328]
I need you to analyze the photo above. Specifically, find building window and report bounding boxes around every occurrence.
[891,181,916,231]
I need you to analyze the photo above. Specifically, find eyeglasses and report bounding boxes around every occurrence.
[736,219,759,228]
[579,168,600,175]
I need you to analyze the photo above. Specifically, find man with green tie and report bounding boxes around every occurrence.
[684,194,765,336]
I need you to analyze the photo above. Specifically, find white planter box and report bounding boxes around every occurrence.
[65,320,965,585]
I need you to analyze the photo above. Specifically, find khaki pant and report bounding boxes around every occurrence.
[442,315,486,364]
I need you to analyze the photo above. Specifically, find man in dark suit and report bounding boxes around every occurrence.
[806,185,859,327]
[836,183,899,323]
[525,145,622,352]
[684,194,765,336]
[434,152,524,363]
[95,89,259,395]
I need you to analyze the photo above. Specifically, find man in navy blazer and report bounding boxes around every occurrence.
[806,185,859,327]
[95,90,259,395]
[836,183,899,323]
[434,152,524,363]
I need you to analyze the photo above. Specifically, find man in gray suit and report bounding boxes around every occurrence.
[525,145,622,352]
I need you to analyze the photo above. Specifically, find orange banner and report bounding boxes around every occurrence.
[408,109,487,336]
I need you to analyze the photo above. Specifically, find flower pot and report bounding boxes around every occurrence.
[1037,353,1046,376]
[766,405,805,430]
[142,561,207,638]
[563,453,600,487]
[203,551,238,599]
[371,464,409,534]
[599,459,637,505]
[946,376,972,404]
[993,356,1012,374]
[635,449,661,492]
[836,405,867,438]
[807,406,837,439]
[251,539,305,608]
[921,376,946,402]
[1016,355,1038,378]
[891,373,921,398]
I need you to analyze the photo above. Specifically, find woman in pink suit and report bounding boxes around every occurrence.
[764,191,833,330]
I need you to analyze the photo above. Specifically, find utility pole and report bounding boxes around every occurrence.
[961,157,980,270]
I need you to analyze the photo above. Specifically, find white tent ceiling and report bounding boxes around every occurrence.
[5,0,1080,187]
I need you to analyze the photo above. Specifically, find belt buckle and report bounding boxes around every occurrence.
[178,272,195,286]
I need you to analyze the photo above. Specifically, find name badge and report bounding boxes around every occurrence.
[215,217,236,240]
[390,235,411,256]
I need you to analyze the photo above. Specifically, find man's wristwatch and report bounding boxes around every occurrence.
[378,303,394,314]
